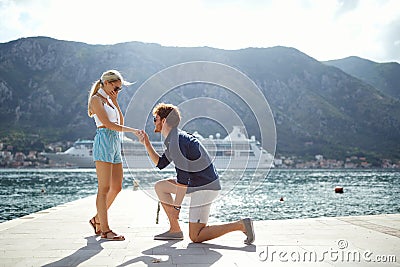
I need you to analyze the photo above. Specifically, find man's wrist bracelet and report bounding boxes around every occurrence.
[173,206,181,210]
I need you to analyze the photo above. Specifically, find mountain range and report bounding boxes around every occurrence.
[0,37,399,162]
[324,56,400,100]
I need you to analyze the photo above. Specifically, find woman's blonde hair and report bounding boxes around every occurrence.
[87,70,125,117]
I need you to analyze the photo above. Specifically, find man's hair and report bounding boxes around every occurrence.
[153,103,181,127]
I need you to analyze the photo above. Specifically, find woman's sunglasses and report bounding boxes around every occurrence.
[110,80,122,92]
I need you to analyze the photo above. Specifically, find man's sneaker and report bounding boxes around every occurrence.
[154,230,184,240]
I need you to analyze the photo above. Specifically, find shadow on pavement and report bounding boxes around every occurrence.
[118,240,256,267]
[42,236,104,267]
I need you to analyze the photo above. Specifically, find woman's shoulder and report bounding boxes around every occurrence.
[89,95,105,112]
[90,94,104,104]
[90,93,101,100]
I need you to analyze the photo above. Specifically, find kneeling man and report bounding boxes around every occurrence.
[137,103,255,244]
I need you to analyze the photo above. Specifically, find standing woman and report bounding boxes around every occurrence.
[88,70,139,241]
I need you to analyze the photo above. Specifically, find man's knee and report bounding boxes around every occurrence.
[189,232,202,243]
[154,180,167,193]
[189,224,206,243]
[154,181,161,194]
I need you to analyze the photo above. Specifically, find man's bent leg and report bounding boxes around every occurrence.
[154,179,181,233]
[189,221,244,243]
[188,190,246,243]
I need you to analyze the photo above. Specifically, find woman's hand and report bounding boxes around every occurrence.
[132,129,141,139]
[109,89,119,104]
[137,130,149,145]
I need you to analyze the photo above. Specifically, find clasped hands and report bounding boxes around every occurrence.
[134,129,148,144]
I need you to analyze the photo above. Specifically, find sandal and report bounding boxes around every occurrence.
[101,230,125,241]
[89,217,101,235]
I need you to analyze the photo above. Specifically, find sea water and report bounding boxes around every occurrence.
[0,169,399,223]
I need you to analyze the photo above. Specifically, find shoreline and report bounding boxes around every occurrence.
[1,167,400,170]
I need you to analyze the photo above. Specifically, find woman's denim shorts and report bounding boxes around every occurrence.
[93,128,122,164]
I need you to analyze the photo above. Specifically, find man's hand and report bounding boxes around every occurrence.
[137,130,150,145]
[137,129,160,165]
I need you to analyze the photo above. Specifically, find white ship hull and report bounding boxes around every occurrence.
[43,152,96,168]
[42,127,274,169]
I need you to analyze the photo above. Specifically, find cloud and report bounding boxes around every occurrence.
[0,0,399,62]
[323,0,400,62]
[335,0,359,18]
[0,0,51,41]
[382,18,400,62]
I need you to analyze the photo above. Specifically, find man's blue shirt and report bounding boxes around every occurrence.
[156,128,221,193]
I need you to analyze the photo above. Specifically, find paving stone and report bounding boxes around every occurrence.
[0,190,399,266]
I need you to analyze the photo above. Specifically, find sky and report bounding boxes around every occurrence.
[0,0,399,63]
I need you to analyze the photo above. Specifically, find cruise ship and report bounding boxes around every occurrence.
[42,126,274,169]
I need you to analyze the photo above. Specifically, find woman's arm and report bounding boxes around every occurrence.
[111,97,124,126]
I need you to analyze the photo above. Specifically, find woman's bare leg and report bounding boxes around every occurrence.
[107,162,123,208]
[93,163,123,220]
[95,161,112,232]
